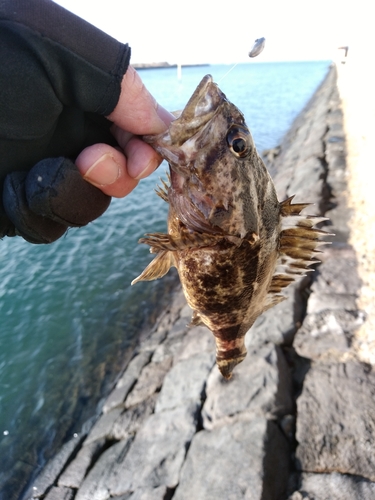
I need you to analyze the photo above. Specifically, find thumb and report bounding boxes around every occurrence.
[107,66,174,135]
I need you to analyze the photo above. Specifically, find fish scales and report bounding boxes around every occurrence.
[132,74,330,379]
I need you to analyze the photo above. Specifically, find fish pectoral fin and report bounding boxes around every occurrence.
[131,250,174,285]
[139,229,224,252]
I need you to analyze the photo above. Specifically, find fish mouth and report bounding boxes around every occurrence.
[166,74,227,149]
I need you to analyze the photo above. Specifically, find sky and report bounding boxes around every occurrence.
[54,0,371,65]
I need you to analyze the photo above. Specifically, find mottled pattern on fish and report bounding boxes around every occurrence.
[132,75,330,379]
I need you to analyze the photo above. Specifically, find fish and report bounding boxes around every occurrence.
[132,74,329,379]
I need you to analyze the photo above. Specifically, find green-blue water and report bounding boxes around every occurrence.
[0,61,330,499]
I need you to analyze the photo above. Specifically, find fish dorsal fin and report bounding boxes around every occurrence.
[266,196,333,299]
[131,250,174,285]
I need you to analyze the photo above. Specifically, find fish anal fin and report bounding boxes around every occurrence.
[131,250,174,285]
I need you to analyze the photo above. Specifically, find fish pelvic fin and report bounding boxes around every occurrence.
[131,250,174,285]
[189,310,203,327]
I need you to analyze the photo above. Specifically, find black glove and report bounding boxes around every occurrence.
[0,0,131,243]
[1,158,111,243]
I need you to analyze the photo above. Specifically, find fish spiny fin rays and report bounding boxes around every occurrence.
[131,250,174,285]
[266,196,333,299]
[155,176,170,202]
[138,229,225,253]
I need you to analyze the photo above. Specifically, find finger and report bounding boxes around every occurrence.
[107,66,174,135]
[124,136,163,180]
[76,143,138,198]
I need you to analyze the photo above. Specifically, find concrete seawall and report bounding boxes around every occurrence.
[25,65,375,500]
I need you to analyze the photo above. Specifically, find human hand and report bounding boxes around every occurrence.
[1,66,173,244]
[76,66,174,198]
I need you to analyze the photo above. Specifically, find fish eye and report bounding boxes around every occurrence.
[226,126,252,158]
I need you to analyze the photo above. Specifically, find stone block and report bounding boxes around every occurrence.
[289,472,375,500]
[202,344,293,430]
[76,438,133,500]
[246,284,303,347]
[123,486,168,500]
[295,361,375,481]
[124,357,172,408]
[44,487,74,500]
[310,245,361,296]
[107,404,198,496]
[28,435,83,498]
[174,419,290,500]
[85,408,123,445]
[102,351,152,414]
[155,352,215,413]
[294,309,364,359]
[111,395,156,441]
[151,332,185,363]
[58,438,106,489]
[174,325,215,363]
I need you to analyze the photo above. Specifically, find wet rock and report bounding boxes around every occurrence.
[102,351,152,414]
[84,408,123,445]
[58,438,106,489]
[295,361,375,481]
[107,404,198,496]
[27,435,83,498]
[202,344,293,430]
[174,419,290,500]
[124,357,172,408]
[289,472,375,500]
[44,486,75,500]
[75,438,133,500]
[155,352,215,413]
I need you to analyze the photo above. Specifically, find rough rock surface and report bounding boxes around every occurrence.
[24,66,375,500]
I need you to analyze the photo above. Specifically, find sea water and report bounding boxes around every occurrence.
[0,60,330,498]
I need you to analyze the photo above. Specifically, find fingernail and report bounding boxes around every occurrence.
[134,157,160,180]
[156,104,175,128]
[84,154,120,186]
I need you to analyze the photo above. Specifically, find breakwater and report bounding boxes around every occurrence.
[23,65,375,500]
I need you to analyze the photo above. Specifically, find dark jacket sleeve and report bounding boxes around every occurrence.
[0,0,131,242]
[0,0,131,173]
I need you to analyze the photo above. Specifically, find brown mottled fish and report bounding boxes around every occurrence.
[132,75,329,379]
